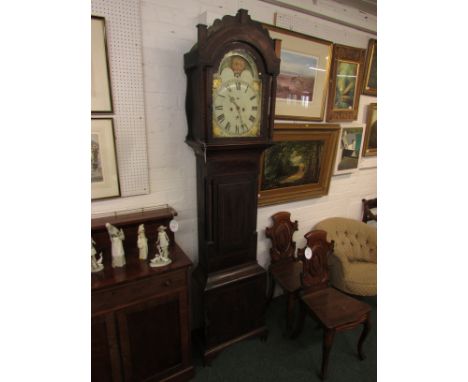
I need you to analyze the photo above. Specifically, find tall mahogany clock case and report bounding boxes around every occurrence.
[184,9,280,363]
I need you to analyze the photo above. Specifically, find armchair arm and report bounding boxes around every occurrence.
[363,224,377,263]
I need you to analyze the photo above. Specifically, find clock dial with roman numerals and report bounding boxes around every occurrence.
[212,50,262,138]
[213,79,260,137]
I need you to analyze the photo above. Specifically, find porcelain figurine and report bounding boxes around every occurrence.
[137,224,148,260]
[105,222,126,268]
[150,225,172,268]
[91,238,104,273]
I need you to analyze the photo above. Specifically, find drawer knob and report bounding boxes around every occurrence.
[164,280,172,287]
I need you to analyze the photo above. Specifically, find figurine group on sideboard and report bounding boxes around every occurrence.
[91,223,172,273]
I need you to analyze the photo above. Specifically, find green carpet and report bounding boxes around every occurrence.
[192,294,377,381]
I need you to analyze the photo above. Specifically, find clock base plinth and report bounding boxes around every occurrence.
[192,263,267,365]
[202,326,268,366]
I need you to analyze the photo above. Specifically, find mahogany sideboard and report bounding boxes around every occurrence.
[91,208,194,382]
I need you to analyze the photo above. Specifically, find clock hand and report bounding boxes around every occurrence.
[229,96,245,128]
[229,96,240,109]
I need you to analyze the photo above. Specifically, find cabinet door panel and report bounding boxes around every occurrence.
[116,293,183,382]
[91,313,122,382]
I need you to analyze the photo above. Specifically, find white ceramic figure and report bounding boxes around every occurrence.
[137,224,148,260]
[150,225,172,268]
[91,238,104,273]
[105,222,126,268]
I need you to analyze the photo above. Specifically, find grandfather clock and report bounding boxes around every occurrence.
[184,9,280,363]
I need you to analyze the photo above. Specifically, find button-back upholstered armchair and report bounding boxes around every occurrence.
[314,218,377,296]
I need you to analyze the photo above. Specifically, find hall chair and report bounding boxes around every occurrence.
[265,211,302,331]
[362,197,377,224]
[292,230,372,380]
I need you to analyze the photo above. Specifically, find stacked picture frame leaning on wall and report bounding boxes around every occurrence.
[92,16,113,113]
[258,123,340,206]
[326,44,366,122]
[363,103,377,156]
[362,39,377,96]
[334,126,364,175]
[264,24,333,121]
[92,118,120,200]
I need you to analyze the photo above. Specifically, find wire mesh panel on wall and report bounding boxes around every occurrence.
[92,0,149,197]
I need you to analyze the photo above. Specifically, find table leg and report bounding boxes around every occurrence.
[320,328,336,380]
[358,313,372,360]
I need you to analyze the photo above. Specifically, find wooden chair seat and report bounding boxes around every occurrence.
[301,287,370,330]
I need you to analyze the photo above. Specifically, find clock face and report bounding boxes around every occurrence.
[212,50,262,138]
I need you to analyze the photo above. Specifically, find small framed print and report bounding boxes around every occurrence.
[363,103,377,156]
[334,126,364,175]
[264,24,333,121]
[362,39,377,96]
[92,118,120,199]
[92,16,113,113]
[326,44,366,122]
[258,124,340,206]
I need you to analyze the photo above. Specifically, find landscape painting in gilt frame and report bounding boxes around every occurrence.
[362,39,377,96]
[264,24,333,121]
[92,118,120,200]
[258,124,340,206]
[326,44,366,122]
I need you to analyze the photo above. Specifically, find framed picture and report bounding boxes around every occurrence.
[362,39,377,96]
[92,16,113,113]
[326,44,366,122]
[92,118,120,199]
[264,24,333,121]
[363,103,377,156]
[258,124,340,206]
[334,126,364,175]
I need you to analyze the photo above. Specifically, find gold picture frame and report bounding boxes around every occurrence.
[264,24,333,121]
[92,16,113,113]
[92,118,120,199]
[258,124,340,206]
[363,103,377,156]
[362,39,377,96]
[326,44,366,122]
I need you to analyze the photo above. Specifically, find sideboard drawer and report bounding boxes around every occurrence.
[92,269,186,315]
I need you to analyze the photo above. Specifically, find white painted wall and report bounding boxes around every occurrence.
[91,0,377,269]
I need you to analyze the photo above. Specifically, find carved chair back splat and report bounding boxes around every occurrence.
[297,230,333,294]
